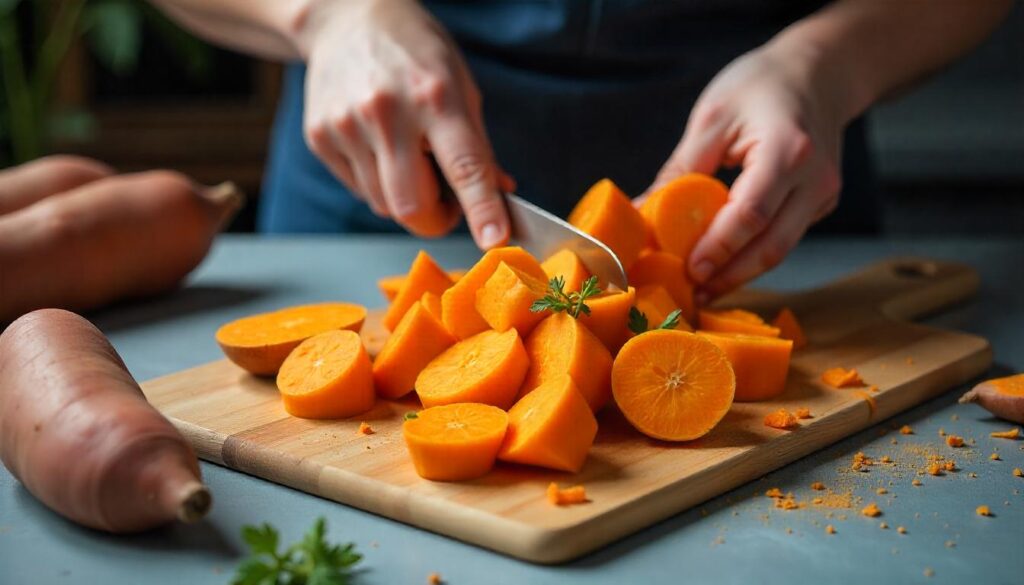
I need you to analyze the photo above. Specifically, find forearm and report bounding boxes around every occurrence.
[147,0,319,61]
[771,0,1014,122]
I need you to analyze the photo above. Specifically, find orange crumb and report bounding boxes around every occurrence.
[938,428,946,437]
[1013,468,1023,477]
[794,407,813,419]
[879,522,888,529]
[928,463,943,476]
[976,505,991,517]
[945,435,963,447]
[547,483,588,506]
[990,428,1020,439]
[821,367,864,388]
[881,455,893,463]
[776,498,801,511]
[765,488,784,498]
[825,525,836,535]
[924,568,934,578]
[358,422,374,435]
[861,502,882,517]
[900,425,913,435]
[877,487,888,495]
[897,526,907,534]
[427,573,443,585]
[786,528,793,534]
[868,385,879,393]
[851,461,863,471]
[969,472,978,478]
[905,357,914,365]
[951,414,959,421]
[811,482,826,491]
[812,497,824,505]
[945,540,956,548]
[764,409,799,430]
[990,453,1001,461]
[853,390,877,415]
[912,479,923,487]
[943,461,956,472]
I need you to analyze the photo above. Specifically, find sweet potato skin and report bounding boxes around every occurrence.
[0,155,113,215]
[0,309,209,532]
[0,171,241,323]
[960,376,1024,424]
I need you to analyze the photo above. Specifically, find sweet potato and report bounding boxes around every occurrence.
[627,251,696,324]
[541,249,591,293]
[373,301,456,399]
[568,179,648,271]
[0,155,113,215]
[0,171,242,323]
[0,309,210,532]
[640,173,728,266]
[475,262,548,337]
[698,309,781,338]
[415,329,529,410]
[382,251,454,331]
[772,307,808,350]
[579,287,636,353]
[441,247,546,339]
[276,330,375,419]
[403,403,508,481]
[697,331,793,401]
[520,313,612,412]
[960,374,1024,424]
[634,285,692,332]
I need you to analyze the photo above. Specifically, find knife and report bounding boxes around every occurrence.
[505,193,628,291]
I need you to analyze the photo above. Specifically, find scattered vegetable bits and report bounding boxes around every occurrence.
[427,572,444,585]
[946,435,964,448]
[764,409,799,430]
[811,482,826,491]
[861,503,882,517]
[795,407,812,419]
[897,526,907,534]
[876,487,888,495]
[900,425,914,435]
[547,483,588,506]
[765,488,784,498]
[990,453,1001,461]
[825,525,836,535]
[358,422,374,435]
[1012,468,1023,477]
[821,367,864,388]
[976,505,992,517]
[990,427,1020,439]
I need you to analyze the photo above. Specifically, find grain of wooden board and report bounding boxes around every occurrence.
[140,257,991,564]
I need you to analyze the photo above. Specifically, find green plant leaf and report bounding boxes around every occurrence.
[241,524,279,558]
[628,307,649,335]
[656,309,683,331]
[0,0,21,17]
[82,0,142,75]
[231,558,277,585]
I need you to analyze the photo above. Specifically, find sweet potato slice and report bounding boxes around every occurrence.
[403,403,508,481]
[276,330,375,419]
[216,303,367,376]
[441,247,546,340]
[634,285,692,332]
[383,251,454,331]
[373,301,456,399]
[698,308,780,338]
[628,251,695,324]
[541,248,592,293]
[612,330,735,441]
[420,291,443,321]
[578,287,636,353]
[416,329,529,410]
[640,173,728,266]
[520,313,612,412]
[773,307,807,350]
[475,262,548,337]
[568,178,648,270]
[697,331,793,401]
[498,376,598,473]
[378,270,465,303]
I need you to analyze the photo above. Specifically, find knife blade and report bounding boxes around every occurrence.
[505,193,628,291]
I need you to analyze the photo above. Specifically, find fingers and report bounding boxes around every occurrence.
[644,103,732,198]
[426,114,509,250]
[687,130,812,284]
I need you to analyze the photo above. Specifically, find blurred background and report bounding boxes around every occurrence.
[1,0,1021,234]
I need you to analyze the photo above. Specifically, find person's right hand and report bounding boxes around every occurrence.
[297,0,511,248]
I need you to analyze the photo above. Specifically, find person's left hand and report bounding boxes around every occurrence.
[645,39,849,303]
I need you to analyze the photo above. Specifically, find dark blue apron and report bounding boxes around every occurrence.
[259,0,876,234]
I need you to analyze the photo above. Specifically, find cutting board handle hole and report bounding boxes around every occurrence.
[893,261,939,279]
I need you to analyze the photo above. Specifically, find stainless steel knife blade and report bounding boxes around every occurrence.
[505,193,628,291]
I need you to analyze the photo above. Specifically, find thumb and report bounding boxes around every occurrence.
[645,107,731,198]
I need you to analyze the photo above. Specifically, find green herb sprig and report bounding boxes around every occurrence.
[233,518,362,585]
[529,275,602,318]
[628,307,683,335]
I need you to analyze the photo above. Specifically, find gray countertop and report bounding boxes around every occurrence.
[2,235,1023,585]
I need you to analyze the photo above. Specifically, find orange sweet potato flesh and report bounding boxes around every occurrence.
[383,251,454,331]
[379,270,465,303]
[698,309,780,338]
[416,328,529,410]
[420,291,443,321]
[277,329,375,419]
[635,285,693,332]
[520,313,612,412]
[0,171,242,323]
[612,330,735,441]
[640,173,728,266]
[821,367,864,388]
[697,331,793,401]
[373,301,456,399]
[498,375,598,473]
[403,403,509,481]
[628,251,696,324]
[0,309,210,533]
[568,179,648,271]
[475,262,548,337]
[959,373,1024,424]
[579,287,636,353]
[773,308,807,350]
[441,247,546,340]
[541,248,592,294]
[216,303,367,376]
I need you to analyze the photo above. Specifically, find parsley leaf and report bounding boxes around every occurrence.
[628,307,683,334]
[530,275,602,318]
[232,518,362,585]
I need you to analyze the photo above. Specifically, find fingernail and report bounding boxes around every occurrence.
[692,260,715,283]
[479,223,503,249]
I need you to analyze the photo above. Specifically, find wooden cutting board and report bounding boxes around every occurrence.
[140,257,991,564]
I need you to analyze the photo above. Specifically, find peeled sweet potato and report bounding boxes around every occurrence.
[0,309,211,532]
[0,170,242,323]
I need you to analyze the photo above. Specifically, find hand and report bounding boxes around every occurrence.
[646,40,847,302]
[298,0,511,248]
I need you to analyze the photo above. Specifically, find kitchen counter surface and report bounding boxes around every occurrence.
[2,235,1022,585]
